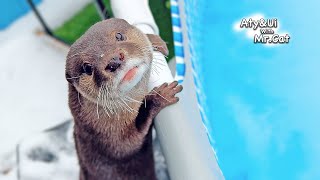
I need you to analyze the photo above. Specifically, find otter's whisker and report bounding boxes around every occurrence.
[112,92,120,110]
[129,89,145,96]
[142,75,148,91]
[87,81,95,95]
[118,101,132,113]
[124,96,143,104]
[100,85,112,118]
[116,100,125,112]
[151,68,160,76]
[66,76,81,80]
[152,58,167,66]
[78,92,82,107]
[152,63,164,70]
[102,101,111,118]
[109,94,116,112]
[118,99,133,113]
[120,98,138,113]
[145,97,147,108]
[152,60,166,66]
[68,52,98,59]
[96,86,102,119]
[153,54,168,59]
[104,86,112,113]
[101,85,111,118]
[105,85,115,114]
[147,62,162,75]
[110,92,118,115]
[152,89,170,102]
[149,78,160,84]
[140,67,160,83]
[107,92,114,115]
[145,63,160,76]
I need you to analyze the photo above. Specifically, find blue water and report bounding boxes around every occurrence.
[184,0,320,179]
[0,0,41,30]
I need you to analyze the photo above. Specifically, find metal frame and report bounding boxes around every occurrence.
[26,0,110,45]
[94,0,110,19]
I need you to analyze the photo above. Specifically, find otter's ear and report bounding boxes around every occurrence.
[146,34,169,56]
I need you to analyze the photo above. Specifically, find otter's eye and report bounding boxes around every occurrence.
[82,63,93,75]
[116,32,125,41]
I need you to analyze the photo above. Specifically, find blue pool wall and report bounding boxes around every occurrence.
[0,0,42,30]
[184,0,320,179]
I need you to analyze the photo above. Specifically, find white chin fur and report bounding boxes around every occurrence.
[117,63,147,94]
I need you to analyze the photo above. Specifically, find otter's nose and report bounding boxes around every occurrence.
[105,56,123,72]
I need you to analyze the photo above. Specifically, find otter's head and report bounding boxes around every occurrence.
[65,18,168,105]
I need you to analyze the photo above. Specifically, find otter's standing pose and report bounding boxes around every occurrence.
[65,18,183,180]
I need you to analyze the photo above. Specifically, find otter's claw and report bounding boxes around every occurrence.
[150,81,183,108]
[136,81,183,134]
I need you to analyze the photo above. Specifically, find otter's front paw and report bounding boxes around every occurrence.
[149,81,183,112]
[135,81,183,133]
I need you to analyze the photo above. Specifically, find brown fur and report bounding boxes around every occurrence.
[65,18,182,180]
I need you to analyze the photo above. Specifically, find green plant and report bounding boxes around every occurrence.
[54,0,174,60]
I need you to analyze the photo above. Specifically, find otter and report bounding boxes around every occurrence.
[65,18,183,180]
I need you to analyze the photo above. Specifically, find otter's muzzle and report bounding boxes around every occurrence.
[105,53,125,72]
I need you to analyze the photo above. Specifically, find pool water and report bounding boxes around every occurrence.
[0,0,41,30]
[184,0,320,179]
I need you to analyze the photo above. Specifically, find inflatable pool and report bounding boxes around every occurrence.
[184,0,320,179]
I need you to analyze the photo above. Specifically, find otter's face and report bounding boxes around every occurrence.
[65,18,168,104]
